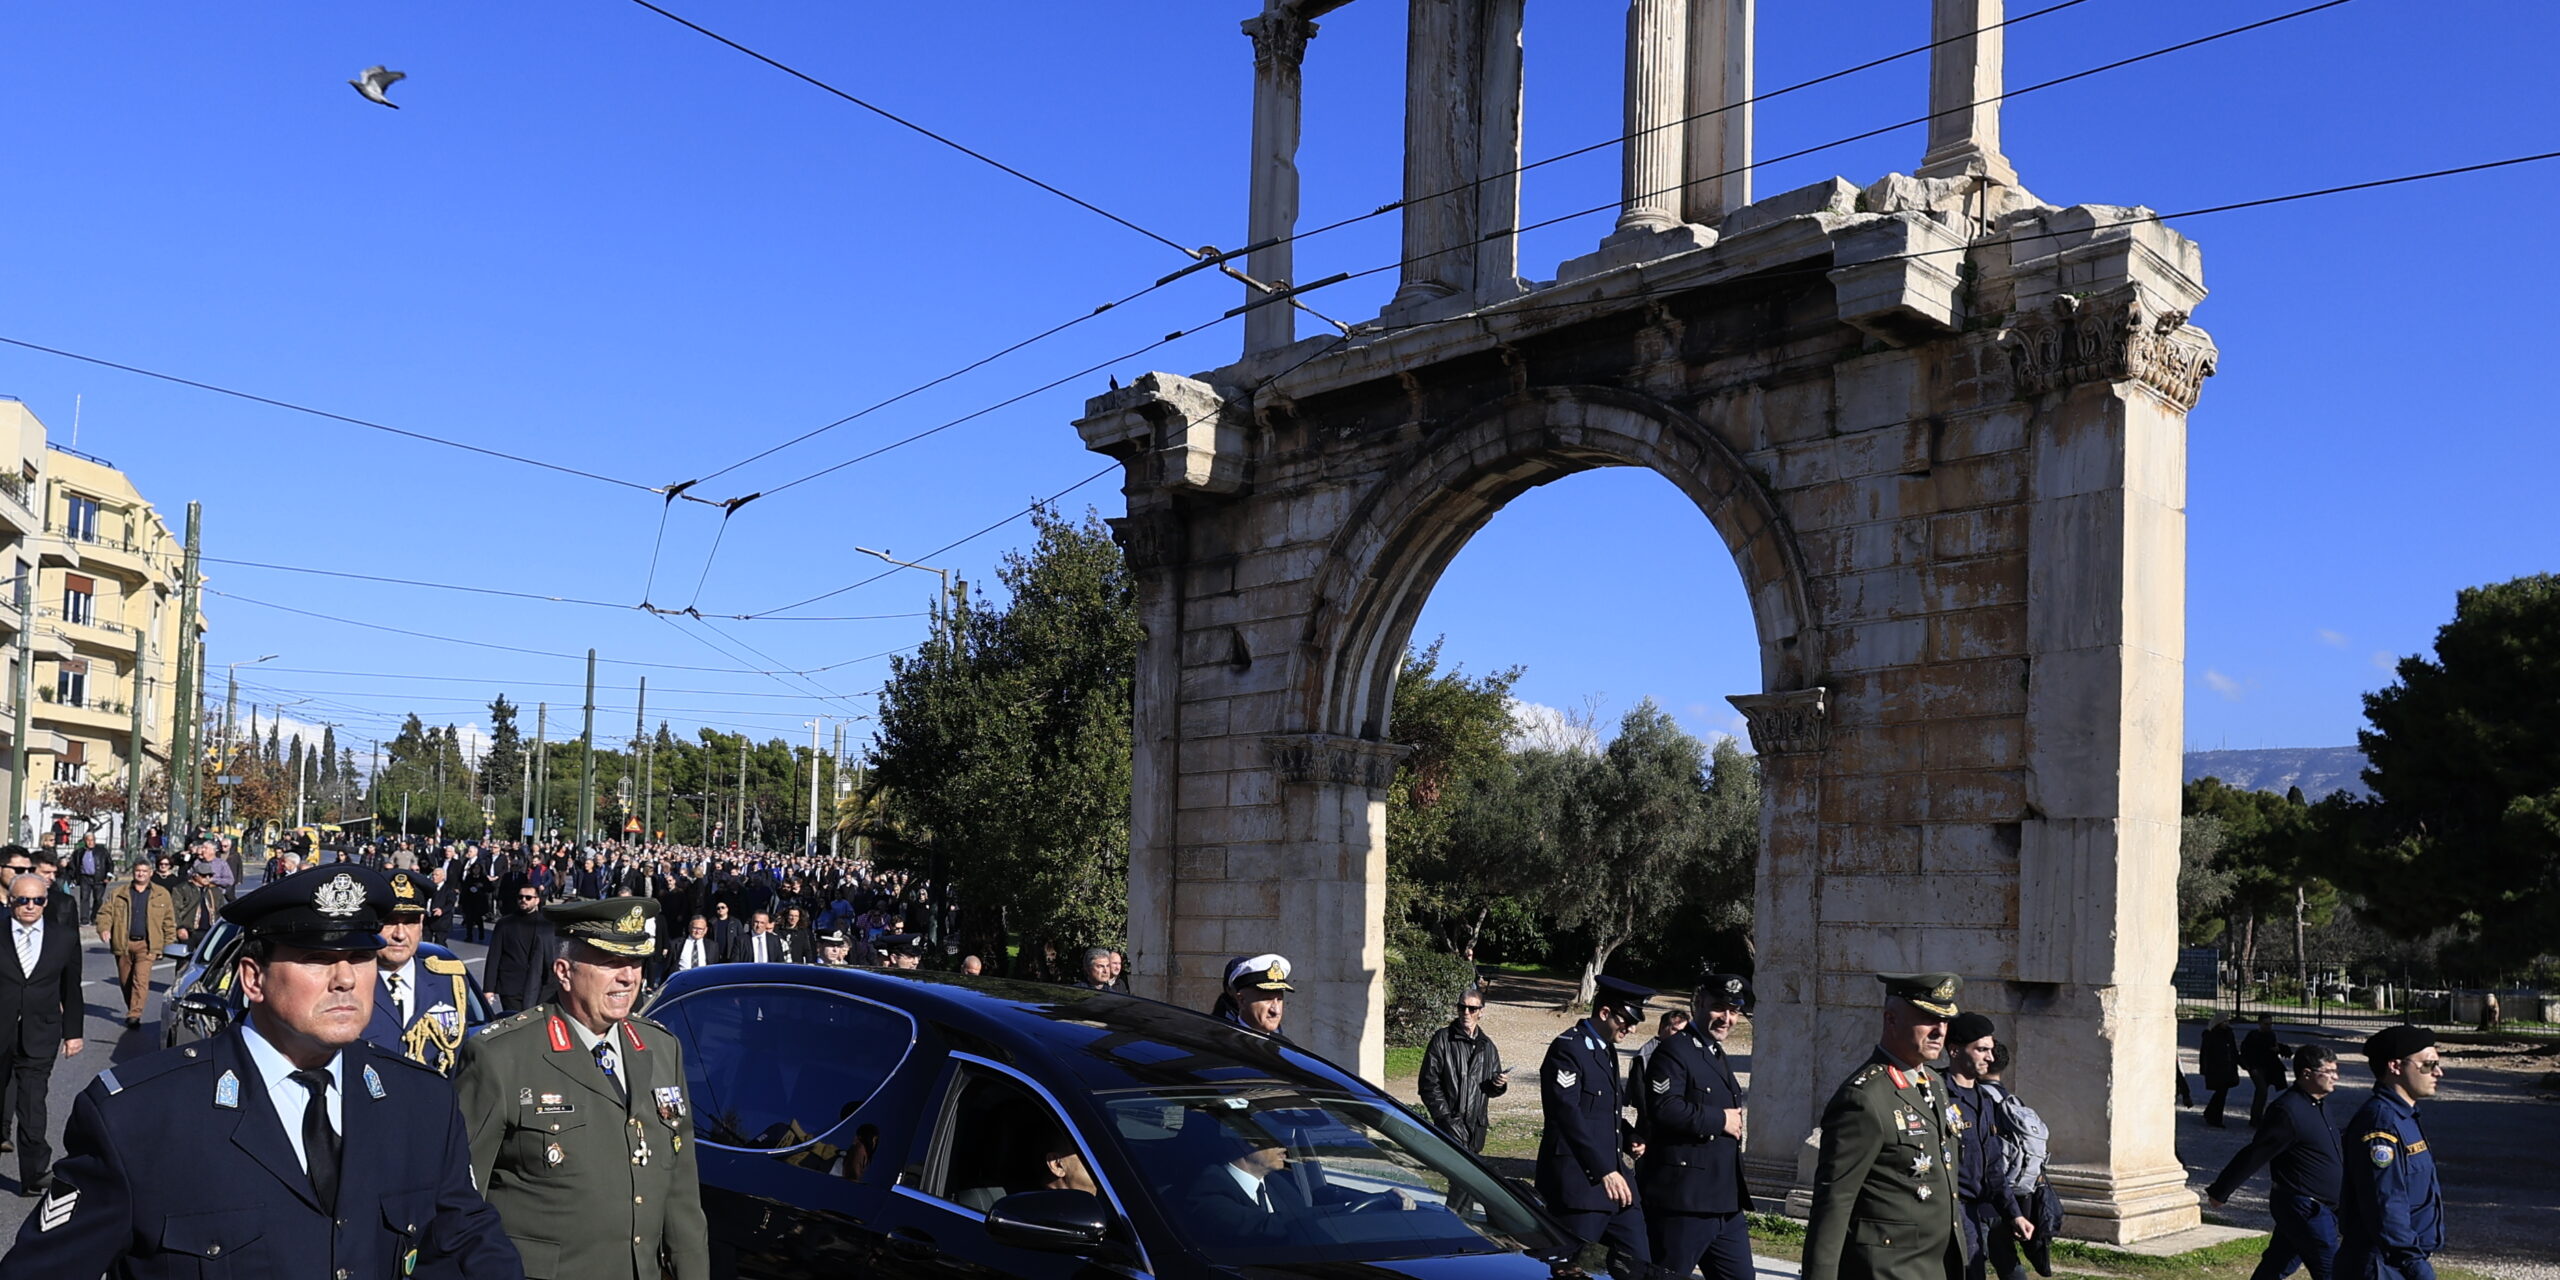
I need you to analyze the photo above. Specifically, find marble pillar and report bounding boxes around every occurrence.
[1618,0,1690,235]
[1243,8,1318,354]
[1917,0,2017,185]
[1681,0,1753,224]
[1391,0,1527,319]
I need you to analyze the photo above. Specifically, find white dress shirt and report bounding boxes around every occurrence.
[13,920,41,975]
[1225,1162,1275,1213]
[240,1018,343,1174]
[677,937,709,970]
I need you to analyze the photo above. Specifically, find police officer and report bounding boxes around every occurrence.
[0,865,523,1278]
[811,928,854,967]
[365,869,475,1076]
[1538,974,1654,1279]
[1803,973,1966,1280]
[455,898,709,1280]
[2337,1025,2444,1280]
[1643,973,1754,1280]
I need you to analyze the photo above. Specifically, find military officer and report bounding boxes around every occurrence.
[1803,973,1967,1280]
[364,869,475,1076]
[1213,953,1295,1042]
[456,896,709,1280]
[1643,973,1755,1280]
[2338,1025,2445,1280]
[1538,974,1655,1279]
[0,865,522,1279]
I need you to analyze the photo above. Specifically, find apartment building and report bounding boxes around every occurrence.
[0,396,203,846]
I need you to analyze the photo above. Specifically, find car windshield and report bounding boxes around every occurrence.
[1099,1085,1559,1265]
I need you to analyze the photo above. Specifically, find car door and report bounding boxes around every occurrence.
[649,981,927,1280]
[877,1053,1151,1280]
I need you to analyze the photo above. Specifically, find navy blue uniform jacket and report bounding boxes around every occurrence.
[0,1023,522,1280]
[2338,1087,2441,1278]
[1537,1019,1636,1213]
[1638,1026,1751,1215]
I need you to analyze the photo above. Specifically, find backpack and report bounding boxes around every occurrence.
[1981,1081,2050,1194]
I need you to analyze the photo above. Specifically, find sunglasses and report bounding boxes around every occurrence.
[10,897,46,907]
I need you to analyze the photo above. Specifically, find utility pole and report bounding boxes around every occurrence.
[804,718,823,856]
[518,749,531,843]
[830,721,845,858]
[734,735,747,851]
[577,650,597,852]
[122,622,146,862]
[170,501,200,835]
[638,678,653,844]
[8,573,32,845]
[533,703,548,845]
[433,738,445,838]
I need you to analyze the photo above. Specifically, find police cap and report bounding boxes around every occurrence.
[2363,1023,2435,1066]
[1594,974,1654,1024]
[544,897,658,958]
[816,928,849,946]
[1699,972,1753,1012]
[890,932,929,956]
[384,869,432,918]
[221,865,391,952]
[1878,972,1962,1018]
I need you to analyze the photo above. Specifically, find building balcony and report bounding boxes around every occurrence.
[45,522,152,584]
[30,692,134,738]
[0,473,35,538]
[38,608,139,657]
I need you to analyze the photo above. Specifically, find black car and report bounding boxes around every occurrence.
[646,963,1586,1279]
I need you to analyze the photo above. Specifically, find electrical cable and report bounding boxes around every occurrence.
[206,586,875,675]
[623,0,1198,258]
[0,336,662,494]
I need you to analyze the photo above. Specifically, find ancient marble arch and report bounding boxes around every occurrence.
[1072,0,2214,1241]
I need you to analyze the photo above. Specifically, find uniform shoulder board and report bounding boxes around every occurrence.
[1850,1065,1885,1087]
[1552,1027,1580,1044]
[479,1010,542,1039]
[94,1042,214,1098]
[422,955,468,976]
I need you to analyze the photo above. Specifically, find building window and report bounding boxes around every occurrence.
[56,659,86,708]
[53,740,84,784]
[62,574,94,626]
[65,495,100,543]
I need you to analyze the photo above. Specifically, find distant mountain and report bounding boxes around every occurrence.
[2182,747,2371,800]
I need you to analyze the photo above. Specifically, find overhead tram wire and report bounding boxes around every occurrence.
[0,336,663,496]
[623,0,1199,259]
[647,609,880,718]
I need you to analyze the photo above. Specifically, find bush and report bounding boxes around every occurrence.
[1386,947,1478,1047]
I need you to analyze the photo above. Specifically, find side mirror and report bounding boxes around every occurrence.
[176,993,229,1022]
[984,1189,1115,1254]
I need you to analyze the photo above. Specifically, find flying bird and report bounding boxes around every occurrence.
[349,66,407,109]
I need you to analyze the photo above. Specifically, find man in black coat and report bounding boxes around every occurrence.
[2241,1015,2289,1128]
[2209,1042,2346,1280]
[2201,1014,2243,1128]
[484,887,557,1013]
[1642,975,1755,1280]
[0,865,523,1278]
[1419,988,1508,1153]
[0,872,84,1193]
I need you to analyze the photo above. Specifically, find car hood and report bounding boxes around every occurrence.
[1223,1252,1581,1280]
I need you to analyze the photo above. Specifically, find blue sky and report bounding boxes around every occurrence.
[0,0,2550,761]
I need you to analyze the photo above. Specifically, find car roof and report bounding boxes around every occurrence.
[650,964,1375,1100]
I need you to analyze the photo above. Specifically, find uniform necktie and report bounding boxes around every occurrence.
[595,1042,627,1101]
[386,971,409,1023]
[1257,1182,1275,1214]
[289,1068,340,1212]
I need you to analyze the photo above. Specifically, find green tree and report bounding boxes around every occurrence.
[1543,700,1712,1006]
[2350,573,2560,967]
[2177,812,2237,946]
[484,695,524,818]
[1383,641,1524,952]
[869,507,1138,963]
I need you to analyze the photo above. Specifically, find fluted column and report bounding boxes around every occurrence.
[1243,8,1318,354]
[1394,0,1474,309]
[1917,0,2017,185]
[1617,0,1690,234]
[1681,0,1752,224]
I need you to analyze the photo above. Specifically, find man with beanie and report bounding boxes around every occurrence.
[1945,1011,2032,1280]
[2337,1025,2444,1280]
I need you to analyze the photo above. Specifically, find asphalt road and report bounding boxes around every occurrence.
[0,883,493,1251]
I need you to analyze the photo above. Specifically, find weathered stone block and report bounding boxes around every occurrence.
[1819,822,1922,874]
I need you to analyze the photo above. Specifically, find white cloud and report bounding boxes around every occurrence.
[2315,629,2349,649]
[1506,698,1601,755]
[2370,651,2397,672]
[2202,669,2246,701]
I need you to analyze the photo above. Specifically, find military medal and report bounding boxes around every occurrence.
[545,1142,565,1167]
[654,1085,688,1122]
[519,1087,535,1107]
[1917,1183,1934,1201]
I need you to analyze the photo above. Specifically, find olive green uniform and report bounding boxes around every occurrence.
[455,1006,708,1280]
[1802,1048,1965,1280]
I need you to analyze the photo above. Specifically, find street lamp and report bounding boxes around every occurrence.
[855,547,965,657]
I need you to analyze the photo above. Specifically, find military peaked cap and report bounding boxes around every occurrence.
[544,897,658,957]
[222,865,391,951]
[1878,971,1962,1018]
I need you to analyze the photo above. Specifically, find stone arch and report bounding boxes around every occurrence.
[1303,384,1816,742]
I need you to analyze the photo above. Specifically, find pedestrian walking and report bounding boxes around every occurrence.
[1536,974,1654,1279]
[1802,973,1966,1280]
[1641,973,1754,1280]
[0,865,523,1278]
[0,872,84,1195]
[1419,987,1508,1153]
[2337,1026,2444,1280]
[2209,1043,2346,1280]
[455,898,708,1280]
[486,886,557,1013]
[2201,1012,2243,1128]
[2243,1014,2289,1128]
[94,860,175,1030]
[1944,1013,2033,1280]
[1979,1045,2059,1279]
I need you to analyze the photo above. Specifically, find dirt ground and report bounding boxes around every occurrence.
[1386,979,2559,1280]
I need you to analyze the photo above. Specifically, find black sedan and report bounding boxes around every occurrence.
[645,963,1587,1279]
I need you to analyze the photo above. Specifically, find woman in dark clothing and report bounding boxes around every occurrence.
[2200,1012,2243,1128]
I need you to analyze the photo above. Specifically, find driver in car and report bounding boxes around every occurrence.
[1183,1129,1415,1240]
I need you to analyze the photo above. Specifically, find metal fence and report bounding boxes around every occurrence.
[2173,946,2556,1032]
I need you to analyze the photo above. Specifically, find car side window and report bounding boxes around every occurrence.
[651,986,914,1152]
[927,1066,1084,1213]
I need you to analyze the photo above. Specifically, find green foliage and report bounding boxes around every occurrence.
[2178,813,2236,945]
[1384,946,1479,1047]
[1545,700,1716,1003]
[869,507,1137,960]
[2350,573,2560,967]
[1385,642,1526,952]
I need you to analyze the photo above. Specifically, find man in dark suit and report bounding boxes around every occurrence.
[0,865,523,1278]
[0,873,84,1193]
[1643,974,1756,1280]
[706,901,747,963]
[485,887,557,1014]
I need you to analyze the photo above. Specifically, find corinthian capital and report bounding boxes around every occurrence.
[1243,8,1317,71]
